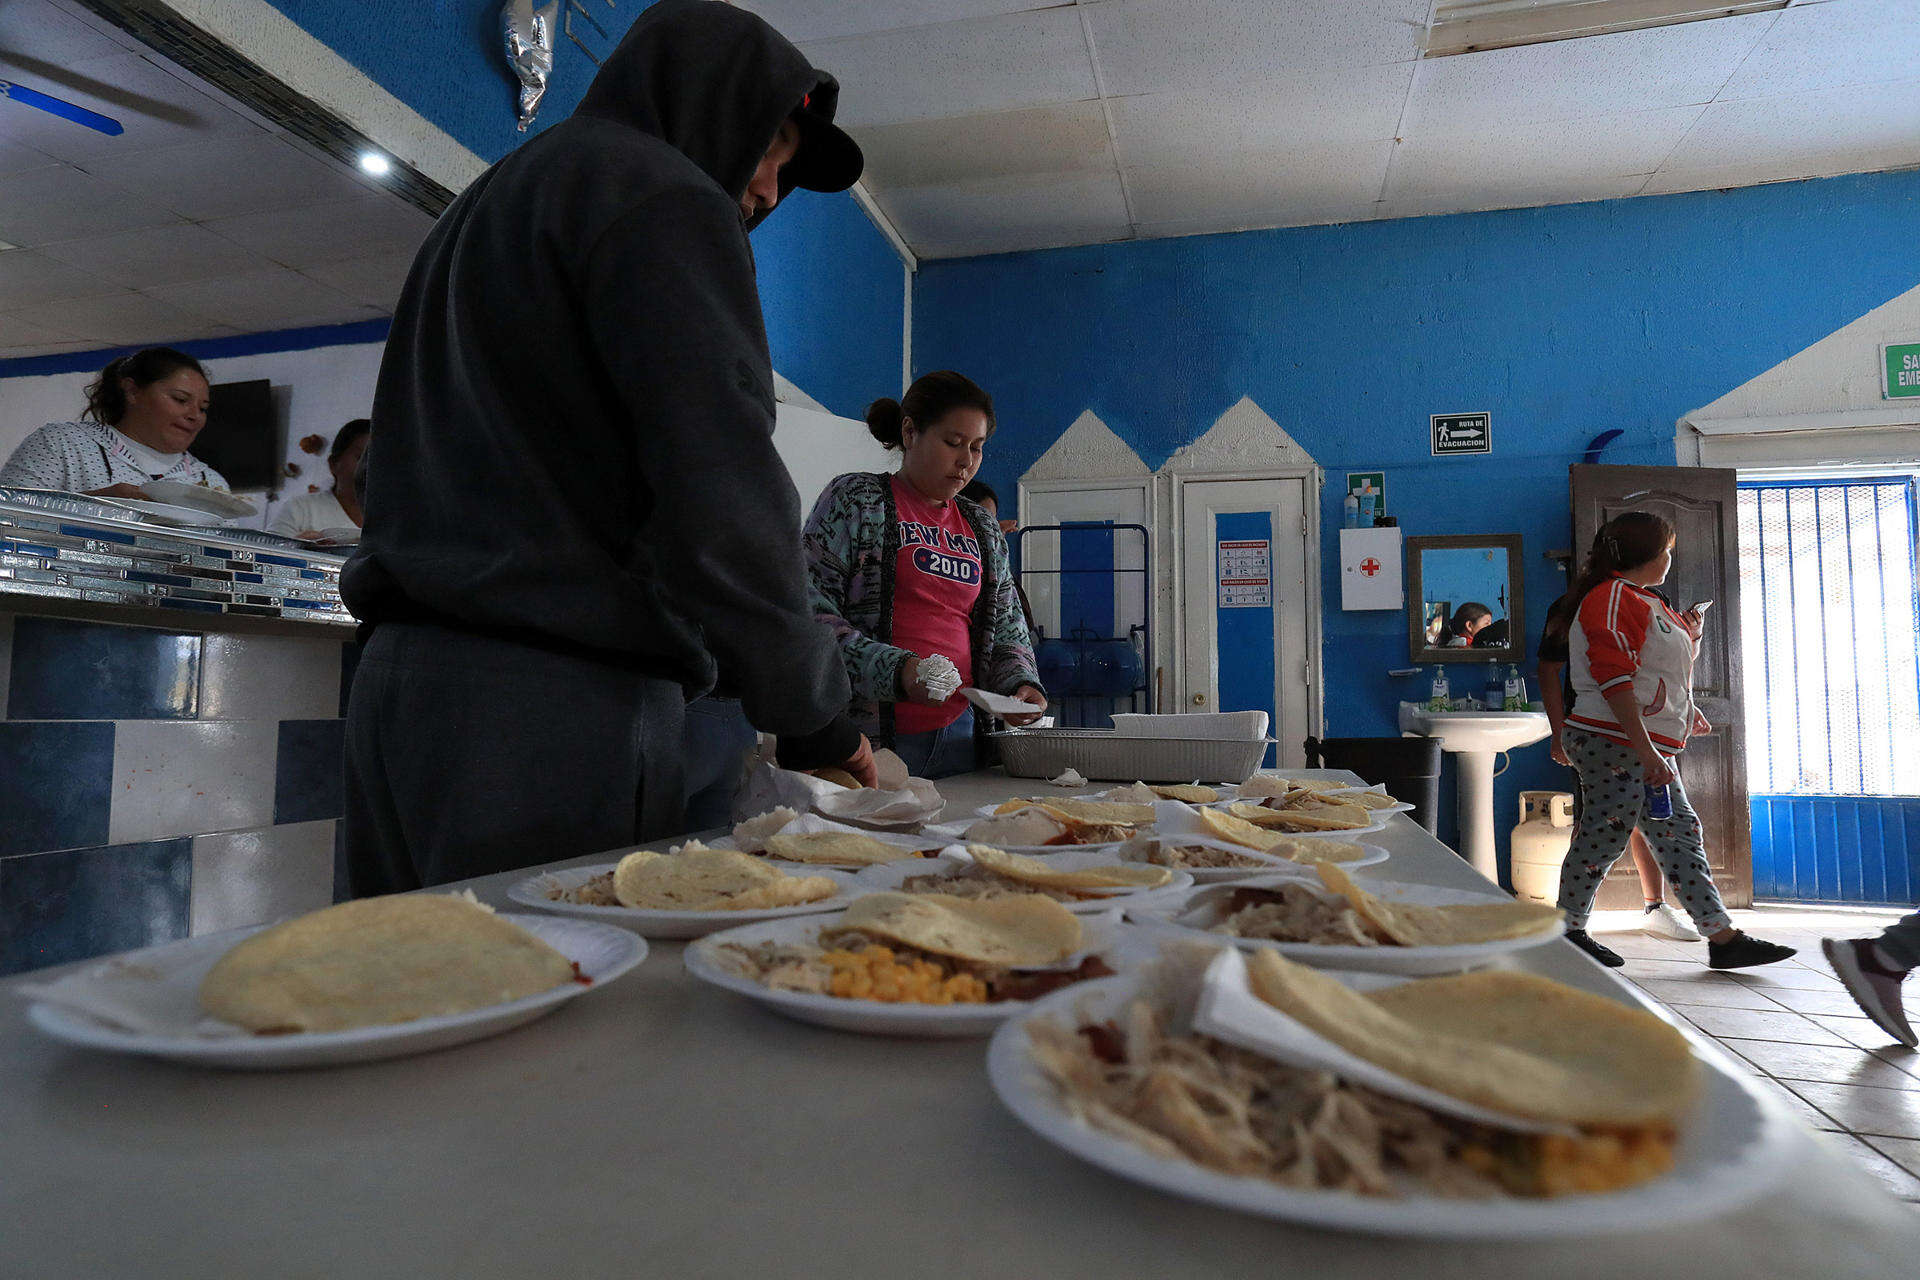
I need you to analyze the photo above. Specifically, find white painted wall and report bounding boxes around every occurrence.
[0,341,384,531]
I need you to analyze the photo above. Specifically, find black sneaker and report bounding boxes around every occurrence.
[1566,928,1624,967]
[1708,932,1797,970]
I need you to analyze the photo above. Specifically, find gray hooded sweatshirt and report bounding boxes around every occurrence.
[343,0,858,767]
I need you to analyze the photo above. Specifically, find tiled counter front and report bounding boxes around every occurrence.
[0,495,358,974]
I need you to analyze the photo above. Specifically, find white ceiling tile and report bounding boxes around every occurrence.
[1086,0,1430,97]
[0,53,264,165]
[855,101,1113,191]
[10,289,216,345]
[0,1,128,68]
[1402,13,1776,132]
[1125,140,1394,224]
[203,197,434,269]
[1111,64,1412,171]
[0,338,108,358]
[0,310,84,348]
[799,8,1098,127]
[1390,106,1703,198]
[1134,205,1379,241]
[0,165,183,247]
[1664,79,1920,171]
[1720,0,1920,101]
[735,2,1059,43]
[0,137,56,175]
[299,251,419,311]
[37,223,275,290]
[0,248,116,306]
[1379,172,1652,221]
[93,134,364,222]
[148,268,380,332]
[876,172,1131,256]
[1643,142,1920,196]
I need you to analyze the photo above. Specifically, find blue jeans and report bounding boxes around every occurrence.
[892,705,977,779]
[681,696,758,830]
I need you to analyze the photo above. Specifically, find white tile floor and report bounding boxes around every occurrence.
[1594,904,1920,1203]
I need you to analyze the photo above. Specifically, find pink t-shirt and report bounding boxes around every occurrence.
[890,474,982,734]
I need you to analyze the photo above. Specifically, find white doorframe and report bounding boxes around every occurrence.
[1168,467,1324,756]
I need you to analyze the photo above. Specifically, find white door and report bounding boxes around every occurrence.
[1178,477,1315,768]
[1018,483,1149,645]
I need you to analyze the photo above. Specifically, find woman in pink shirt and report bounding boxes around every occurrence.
[803,371,1046,778]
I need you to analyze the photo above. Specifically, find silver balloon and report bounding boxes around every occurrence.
[501,0,558,132]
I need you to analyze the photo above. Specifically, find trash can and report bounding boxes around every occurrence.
[1302,735,1443,835]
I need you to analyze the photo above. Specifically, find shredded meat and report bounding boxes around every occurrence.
[1144,842,1275,870]
[1029,1004,1511,1198]
[552,872,619,906]
[897,865,1090,903]
[1212,884,1392,946]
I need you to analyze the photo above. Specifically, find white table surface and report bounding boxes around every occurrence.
[3,768,1915,1279]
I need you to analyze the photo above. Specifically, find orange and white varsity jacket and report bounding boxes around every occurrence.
[1567,575,1710,754]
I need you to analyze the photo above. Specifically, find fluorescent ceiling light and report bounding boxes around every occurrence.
[1424,0,1789,58]
[358,152,392,177]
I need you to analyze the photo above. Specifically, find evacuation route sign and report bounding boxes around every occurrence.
[1431,412,1491,455]
[1217,539,1271,609]
[1884,343,1920,399]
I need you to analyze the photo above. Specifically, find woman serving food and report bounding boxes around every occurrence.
[0,348,226,497]
[802,370,1045,778]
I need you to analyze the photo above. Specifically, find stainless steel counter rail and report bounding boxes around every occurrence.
[0,487,353,627]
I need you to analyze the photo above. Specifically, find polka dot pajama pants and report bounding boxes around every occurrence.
[1556,727,1731,935]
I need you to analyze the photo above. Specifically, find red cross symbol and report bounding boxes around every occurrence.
[1359,557,1382,577]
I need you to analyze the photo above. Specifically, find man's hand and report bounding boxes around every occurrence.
[1003,684,1048,727]
[841,734,878,788]
[85,483,149,500]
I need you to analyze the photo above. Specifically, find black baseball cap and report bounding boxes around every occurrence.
[784,72,863,193]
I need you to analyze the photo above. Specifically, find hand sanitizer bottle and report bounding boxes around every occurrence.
[1503,665,1525,711]
[1428,668,1450,712]
[1343,489,1360,529]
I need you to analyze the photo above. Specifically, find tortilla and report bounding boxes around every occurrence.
[1192,807,1301,851]
[1243,949,1698,1127]
[1256,835,1371,864]
[1315,864,1561,945]
[611,844,837,911]
[968,843,1173,891]
[198,893,575,1034]
[1336,789,1403,812]
[731,807,798,852]
[1147,783,1219,804]
[994,798,1156,826]
[965,809,1070,846]
[811,768,862,789]
[1239,775,1345,799]
[837,891,1083,967]
[1227,800,1369,831]
[763,830,925,866]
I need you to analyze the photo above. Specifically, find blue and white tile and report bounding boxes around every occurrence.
[108,720,277,845]
[273,719,345,825]
[7,617,201,720]
[0,720,114,857]
[198,632,344,722]
[0,836,192,975]
[190,820,336,935]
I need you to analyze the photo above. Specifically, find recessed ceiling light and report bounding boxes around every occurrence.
[1424,0,1788,58]
[358,152,392,177]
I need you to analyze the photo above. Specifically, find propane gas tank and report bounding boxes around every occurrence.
[1510,790,1575,905]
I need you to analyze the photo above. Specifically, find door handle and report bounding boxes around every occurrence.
[1192,693,1206,706]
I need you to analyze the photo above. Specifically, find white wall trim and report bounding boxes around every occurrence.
[156,0,488,193]
[1020,410,1152,485]
[851,182,917,271]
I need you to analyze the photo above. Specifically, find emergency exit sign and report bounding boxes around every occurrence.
[1884,343,1920,399]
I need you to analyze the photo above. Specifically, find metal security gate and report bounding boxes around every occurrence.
[1738,476,1920,904]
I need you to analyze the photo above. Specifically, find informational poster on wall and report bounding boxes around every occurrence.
[1431,412,1491,455]
[1217,538,1272,608]
[1883,343,1920,399]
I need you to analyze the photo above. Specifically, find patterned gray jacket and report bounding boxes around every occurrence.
[802,471,1042,746]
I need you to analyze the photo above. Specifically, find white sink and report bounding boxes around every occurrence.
[1398,703,1553,884]
[1398,704,1551,753]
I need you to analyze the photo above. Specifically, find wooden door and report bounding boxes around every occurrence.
[1570,464,1751,908]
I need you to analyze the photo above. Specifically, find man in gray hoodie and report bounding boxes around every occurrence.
[339,0,873,896]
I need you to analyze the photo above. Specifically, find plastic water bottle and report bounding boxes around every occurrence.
[1645,784,1673,821]
[1503,665,1525,711]
[1343,490,1361,528]
[1428,668,1450,712]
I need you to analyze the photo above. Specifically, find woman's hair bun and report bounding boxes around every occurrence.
[865,397,905,448]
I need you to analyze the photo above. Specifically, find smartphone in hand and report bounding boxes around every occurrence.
[1690,599,1714,617]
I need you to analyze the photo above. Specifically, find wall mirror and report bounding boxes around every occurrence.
[1405,534,1525,664]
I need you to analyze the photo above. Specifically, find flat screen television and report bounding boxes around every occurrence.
[189,378,277,490]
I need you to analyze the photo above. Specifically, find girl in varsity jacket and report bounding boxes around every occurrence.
[1555,511,1795,971]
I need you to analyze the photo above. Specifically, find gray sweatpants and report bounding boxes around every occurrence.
[1877,912,1920,971]
[1557,727,1732,935]
[339,622,686,898]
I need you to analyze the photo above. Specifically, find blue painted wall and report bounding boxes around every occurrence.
[256,0,904,413]
[915,168,1920,879]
